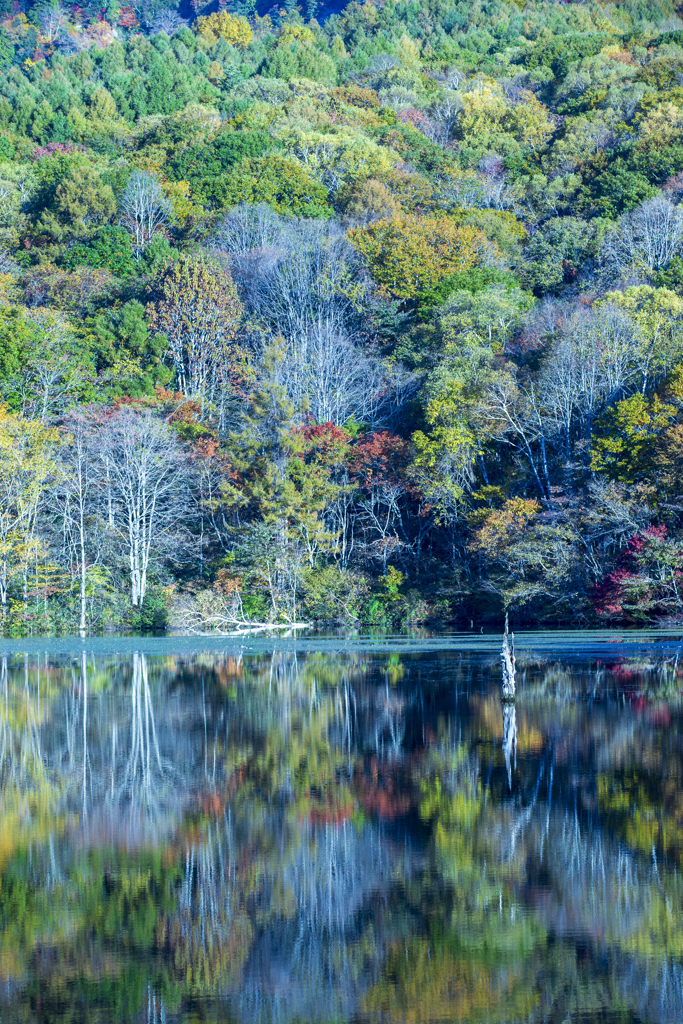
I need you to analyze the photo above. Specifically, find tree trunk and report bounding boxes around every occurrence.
[501,613,516,699]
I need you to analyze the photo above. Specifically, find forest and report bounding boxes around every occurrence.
[3,0,683,633]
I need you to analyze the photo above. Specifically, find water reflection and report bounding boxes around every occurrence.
[0,643,683,1022]
[502,702,517,790]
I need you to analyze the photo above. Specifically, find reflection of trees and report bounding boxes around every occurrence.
[0,651,199,852]
[502,702,517,790]
[418,679,683,1024]
[5,646,683,1024]
[362,937,536,1024]
[237,817,416,1024]
[0,654,47,791]
[0,654,59,878]
[195,651,422,1022]
[162,815,253,994]
[117,651,166,808]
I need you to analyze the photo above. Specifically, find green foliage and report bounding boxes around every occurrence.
[0,0,683,632]
[521,217,598,293]
[168,130,274,192]
[590,393,677,481]
[417,267,520,318]
[211,153,332,216]
[61,226,137,277]
[0,306,31,386]
[263,37,337,84]
[90,300,170,396]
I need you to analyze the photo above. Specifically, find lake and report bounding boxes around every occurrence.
[1,631,683,1023]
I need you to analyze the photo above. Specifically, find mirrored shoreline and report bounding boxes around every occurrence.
[1,637,683,1023]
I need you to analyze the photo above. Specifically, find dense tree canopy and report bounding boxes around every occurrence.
[1,0,683,632]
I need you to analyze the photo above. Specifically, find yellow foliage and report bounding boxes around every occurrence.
[666,363,683,403]
[637,102,683,149]
[344,178,401,222]
[169,103,222,145]
[287,127,398,186]
[161,178,195,223]
[508,92,555,151]
[395,33,421,69]
[206,60,225,84]
[600,286,683,376]
[470,498,540,555]
[362,938,537,1023]
[196,12,253,49]
[0,272,19,305]
[67,105,87,139]
[331,34,348,59]
[280,24,317,46]
[459,82,508,136]
[459,82,554,152]
[0,406,60,597]
[349,214,499,299]
[88,86,117,121]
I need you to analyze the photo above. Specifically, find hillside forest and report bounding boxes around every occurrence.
[4,0,683,633]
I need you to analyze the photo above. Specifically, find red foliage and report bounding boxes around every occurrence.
[304,804,355,826]
[196,792,224,817]
[353,758,412,820]
[293,420,351,464]
[396,107,436,139]
[350,430,410,488]
[23,263,114,314]
[299,420,349,446]
[663,170,683,201]
[649,704,671,727]
[593,525,669,618]
[32,142,83,160]
[118,7,139,28]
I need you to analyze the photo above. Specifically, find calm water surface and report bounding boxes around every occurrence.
[1,632,683,1024]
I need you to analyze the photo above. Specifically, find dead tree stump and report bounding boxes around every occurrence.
[501,612,516,700]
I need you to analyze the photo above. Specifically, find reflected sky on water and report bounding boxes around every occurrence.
[1,634,683,1023]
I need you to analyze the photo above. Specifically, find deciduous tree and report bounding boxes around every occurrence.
[96,407,188,607]
[146,254,244,419]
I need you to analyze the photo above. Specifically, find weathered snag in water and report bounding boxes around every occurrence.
[501,612,516,699]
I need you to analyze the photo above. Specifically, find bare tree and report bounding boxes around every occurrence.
[215,208,364,340]
[483,372,554,501]
[39,3,68,43]
[435,162,518,213]
[149,8,188,34]
[601,195,683,282]
[213,207,387,425]
[428,90,463,146]
[97,409,189,607]
[171,587,310,635]
[478,155,519,211]
[269,324,386,426]
[2,357,76,423]
[58,413,103,635]
[118,171,172,260]
[538,302,642,456]
[0,247,17,274]
[485,301,644,499]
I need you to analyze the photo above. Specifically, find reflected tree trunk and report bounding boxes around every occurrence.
[82,650,87,819]
[120,651,163,807]
[502,703,517,790]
